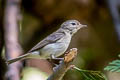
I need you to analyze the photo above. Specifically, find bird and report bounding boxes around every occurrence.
[7,20,87,64]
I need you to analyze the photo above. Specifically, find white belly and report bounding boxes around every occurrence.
[40,33,71,58]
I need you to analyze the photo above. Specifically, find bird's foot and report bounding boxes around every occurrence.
[50,54,64,61]
[53,64,59,72]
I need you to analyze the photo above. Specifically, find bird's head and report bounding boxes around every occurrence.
[61,20,87,36]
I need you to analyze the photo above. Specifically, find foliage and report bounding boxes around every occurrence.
[104,59,120,72]
[73,66,107,80]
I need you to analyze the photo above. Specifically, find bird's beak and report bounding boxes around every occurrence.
[79,24,87,29]
[82,24,87,28]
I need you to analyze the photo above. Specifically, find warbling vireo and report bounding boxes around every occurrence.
[7,20,87,64]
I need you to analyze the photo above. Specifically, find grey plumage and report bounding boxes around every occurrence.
[7,20,87,64]
[29,31,65,52]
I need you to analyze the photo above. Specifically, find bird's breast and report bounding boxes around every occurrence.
[57,32,71,43]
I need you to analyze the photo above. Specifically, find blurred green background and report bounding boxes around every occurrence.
[7,0,120,80]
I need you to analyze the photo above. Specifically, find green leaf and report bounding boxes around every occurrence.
[104,59,120,72]
[74,66,107,80]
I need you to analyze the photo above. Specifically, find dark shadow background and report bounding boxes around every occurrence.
[1,0,120,80]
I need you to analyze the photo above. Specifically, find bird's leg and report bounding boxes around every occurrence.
[53,60,63,71]
[53,64,59,72]
[50,54,64,71]
[50,54,64,60]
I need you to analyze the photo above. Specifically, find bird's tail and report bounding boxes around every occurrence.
[6,53,30,65]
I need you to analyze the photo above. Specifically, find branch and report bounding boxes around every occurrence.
[4,0,22,80]
[47,48,78,80]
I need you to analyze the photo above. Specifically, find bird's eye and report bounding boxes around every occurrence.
[71,23,76,25]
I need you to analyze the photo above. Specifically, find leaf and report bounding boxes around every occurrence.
[74,66,107,80]
[104,59,120,72]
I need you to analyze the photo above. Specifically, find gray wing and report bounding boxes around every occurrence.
[28,31,65,52]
